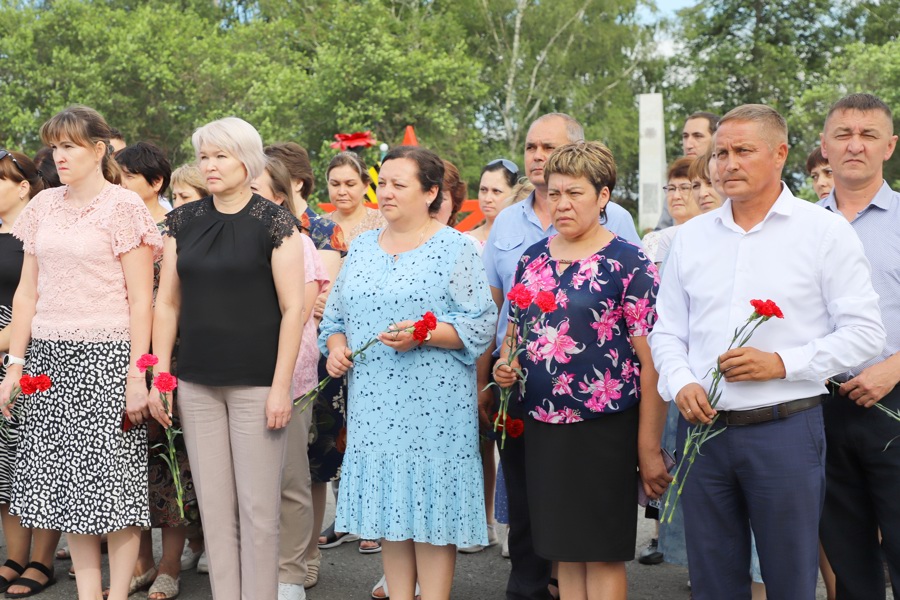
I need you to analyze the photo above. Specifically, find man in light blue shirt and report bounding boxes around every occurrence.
[480,112,640,600]
[817,92,900,599]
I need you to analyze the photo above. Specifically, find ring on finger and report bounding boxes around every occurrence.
[685,408,693,414]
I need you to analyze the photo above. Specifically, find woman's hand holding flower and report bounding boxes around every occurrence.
[493,358,520,389]
[0,367,22,418]
[378,320,420,353]
[326,344,354,378]
[147,387,173,429]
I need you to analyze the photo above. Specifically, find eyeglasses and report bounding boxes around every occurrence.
[0,150,28,179]
[663,184,693,194]
[487,158,519,175]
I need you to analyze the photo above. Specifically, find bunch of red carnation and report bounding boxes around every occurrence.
[18,374,52,396]
[492,413,524,439]
[412,311,438,343]
[750,299,784,320]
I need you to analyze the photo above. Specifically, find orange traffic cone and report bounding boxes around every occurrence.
[401,125,419,146]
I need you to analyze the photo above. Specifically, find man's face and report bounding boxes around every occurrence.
[714,120,787,204]
[682,118,713,157]
[524,117,572,187]
[821,109,897,188]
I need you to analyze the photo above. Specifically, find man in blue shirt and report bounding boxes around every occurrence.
[481,112,641,600]
[818,93,900,600]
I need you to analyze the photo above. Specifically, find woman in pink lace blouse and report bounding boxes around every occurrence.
[0,106,163,600]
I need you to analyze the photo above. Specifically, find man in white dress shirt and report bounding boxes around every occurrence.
[649,104,886,599]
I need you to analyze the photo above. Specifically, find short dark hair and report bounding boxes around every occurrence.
[825,93,893,128]
[265,142,315,199]
[667,156,693,182]
[805,147,828,174]
[686,111,720,134]
[109,127,125,143]
[115,141,172,193]
[326,151,370,185]
[382,146,444,214]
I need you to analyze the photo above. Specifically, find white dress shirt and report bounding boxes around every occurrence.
[649,184,886,411]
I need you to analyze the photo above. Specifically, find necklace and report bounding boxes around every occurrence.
[381,218,433,260]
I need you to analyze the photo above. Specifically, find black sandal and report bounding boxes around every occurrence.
[0,559,25,594]
[5,561,56,599]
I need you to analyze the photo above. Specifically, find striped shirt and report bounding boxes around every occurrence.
[820,181,900,376]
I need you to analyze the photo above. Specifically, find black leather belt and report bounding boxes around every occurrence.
[715,396,821,427]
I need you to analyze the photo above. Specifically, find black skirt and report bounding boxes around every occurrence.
[524,406,639,562]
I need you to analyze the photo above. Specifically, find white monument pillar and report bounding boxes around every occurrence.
[639,93,666,232]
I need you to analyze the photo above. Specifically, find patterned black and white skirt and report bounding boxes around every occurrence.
[0,305,21,504]
[9,338,150,534]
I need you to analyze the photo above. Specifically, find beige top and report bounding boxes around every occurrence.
[324,206,386,244]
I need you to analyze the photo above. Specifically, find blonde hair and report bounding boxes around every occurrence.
[191,117,266,184]
[503,180,534,209]
[40,105,121,184]
[544,141,617,193]
[170,163,208,197]
[688,147,714,183]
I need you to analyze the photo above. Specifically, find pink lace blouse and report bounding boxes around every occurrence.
[12,185,164,343]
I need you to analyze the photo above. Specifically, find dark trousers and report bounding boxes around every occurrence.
[677,406,825,600]
[821,384,900,600]
[497,388,552,600]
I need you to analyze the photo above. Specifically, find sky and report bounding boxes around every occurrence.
[654,0,695,15]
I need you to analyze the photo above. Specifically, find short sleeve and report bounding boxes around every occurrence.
[11,192,47,255]
[304,209,348,255]
[110,197,164,260]
[620,246,659,337]
[440,238,498,365]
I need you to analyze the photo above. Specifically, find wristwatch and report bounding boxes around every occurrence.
[2,354,25,368]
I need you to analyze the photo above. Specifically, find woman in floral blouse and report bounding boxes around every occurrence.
[494,141,671,600]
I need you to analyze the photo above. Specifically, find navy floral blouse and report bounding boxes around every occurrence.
[510,235,659,424]
[302,207,348,256]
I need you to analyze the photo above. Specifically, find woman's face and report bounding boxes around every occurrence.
[810,164,834,200]
[250,170,284,205]
[666,176,701,224]
[120,170,162,204]
[327,164,367,213]
[436,189,454,225]
[376,158,435,224]
[692,177,723,213]
[548,173,609,239]
[0,177,28,215]
[198,144,248,197]
[172,183,204,208]
[51,137,104,186]
[478,170,512,221]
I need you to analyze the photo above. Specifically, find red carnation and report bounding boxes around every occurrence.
[535,290,557,314]
[506,418,525,438]
[412,322,431,342]
[153,372,178,394]
[136,354,159,373]
[32,374,52,392]
[18,375,37,395]
[750,299,784,319]
[492,413,505,429]
[421,311,438,331]
[507,283,534,310]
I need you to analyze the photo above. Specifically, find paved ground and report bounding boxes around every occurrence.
[0,485,879,598]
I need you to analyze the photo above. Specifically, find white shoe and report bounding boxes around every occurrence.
[279,582,307,600]
[372,574,420,599]
[196,550,209,574]
[458,523,499,553]
[180,544,204,570]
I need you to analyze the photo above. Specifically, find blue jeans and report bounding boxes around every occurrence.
[677,405,825,600]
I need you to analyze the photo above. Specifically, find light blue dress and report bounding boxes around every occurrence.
[319,226,497,547]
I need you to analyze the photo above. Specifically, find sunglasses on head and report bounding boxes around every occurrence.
[487,158,519,175]
[0,150,28,179]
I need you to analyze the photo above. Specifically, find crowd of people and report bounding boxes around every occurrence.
[0,91,895,600]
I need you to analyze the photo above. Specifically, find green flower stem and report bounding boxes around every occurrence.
[294,335,382,412]
[660,313,770,523]
[159,391,185,519]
